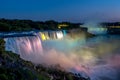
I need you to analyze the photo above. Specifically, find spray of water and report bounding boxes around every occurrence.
[5,31,120,80]
[81,22,107,34]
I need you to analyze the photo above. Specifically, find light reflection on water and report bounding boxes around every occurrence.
[5,34,120,80]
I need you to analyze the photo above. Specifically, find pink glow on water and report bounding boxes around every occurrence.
[5,33,120,80]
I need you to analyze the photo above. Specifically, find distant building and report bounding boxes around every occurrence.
[58,24,69,29]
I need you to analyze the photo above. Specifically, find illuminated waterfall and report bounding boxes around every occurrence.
[5,35,43,61]
[39,31,65,41]
[5,30,66,61]
[4,30,120,80]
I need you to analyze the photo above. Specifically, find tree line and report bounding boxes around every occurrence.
[0,18,82,32]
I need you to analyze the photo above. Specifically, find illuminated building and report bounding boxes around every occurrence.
[58,24,69,29]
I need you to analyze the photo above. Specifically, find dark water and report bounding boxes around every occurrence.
[4,33,120,80]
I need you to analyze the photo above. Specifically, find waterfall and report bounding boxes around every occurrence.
[4,30,87,64]
[4,30,67,61]
[4,31,120,80]
[5,35,43,61]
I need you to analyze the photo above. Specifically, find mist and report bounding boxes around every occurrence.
[81,22,107,34]
[5,32,120,80]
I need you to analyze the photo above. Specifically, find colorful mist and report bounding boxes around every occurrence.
[5,31,120,80]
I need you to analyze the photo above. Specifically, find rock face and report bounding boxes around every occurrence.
[0,39,90,80]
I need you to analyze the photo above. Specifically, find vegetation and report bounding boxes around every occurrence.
[0,18,84,32]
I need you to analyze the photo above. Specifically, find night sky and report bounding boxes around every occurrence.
[0,0,120,22]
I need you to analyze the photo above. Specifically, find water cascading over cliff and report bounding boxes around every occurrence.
[4,30,89,70]
[5,35,43,61]
[4,30,120,80]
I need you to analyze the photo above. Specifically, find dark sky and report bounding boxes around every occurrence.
[0,0,120,22]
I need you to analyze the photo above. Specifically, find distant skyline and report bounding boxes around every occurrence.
[0,0,120,22]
